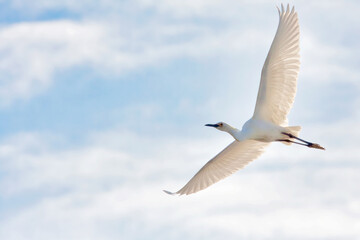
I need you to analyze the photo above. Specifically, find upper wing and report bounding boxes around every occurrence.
[253,4,300,126]
[165,140,269,195]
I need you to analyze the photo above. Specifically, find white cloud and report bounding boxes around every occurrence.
[301,33,360,86]
[7,0,269,18]
[1,117,360,240]
[1,0,359,108]
[0,20,106,105]
[0,16,272,105]
[1,2,359,238]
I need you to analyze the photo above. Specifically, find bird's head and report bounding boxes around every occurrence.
[205,122,231,132]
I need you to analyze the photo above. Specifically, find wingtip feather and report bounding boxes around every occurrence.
[163,190,177,196]
[276,5,280,15]
[278,4,297,16]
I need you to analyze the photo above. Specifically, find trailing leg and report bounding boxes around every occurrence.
[277,139,309,147]
[281,132,325,150]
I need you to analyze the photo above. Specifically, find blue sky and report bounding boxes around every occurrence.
[1,0,360,239]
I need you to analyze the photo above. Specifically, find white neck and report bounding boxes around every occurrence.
[225,126,244,141]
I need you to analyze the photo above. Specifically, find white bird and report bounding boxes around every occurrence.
[165,4,325,196]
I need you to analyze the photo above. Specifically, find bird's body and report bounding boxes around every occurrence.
[241,118,289,142]
[165,4,325,196]
[218,119,296,143]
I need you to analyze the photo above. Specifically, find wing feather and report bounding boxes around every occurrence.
[253,4,300,126]
[166,140,269,195]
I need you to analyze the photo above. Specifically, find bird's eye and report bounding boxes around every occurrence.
[219,123,223,127]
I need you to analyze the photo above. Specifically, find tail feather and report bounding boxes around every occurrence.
[281,126,301,145]
[286,126,301,137]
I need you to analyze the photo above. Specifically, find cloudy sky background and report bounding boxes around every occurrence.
[0,0,359,239]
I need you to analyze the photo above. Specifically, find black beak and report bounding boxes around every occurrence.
[205,123,219,128]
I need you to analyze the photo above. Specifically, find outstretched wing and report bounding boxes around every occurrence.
[165,140,269,195]
[253,4,300,126]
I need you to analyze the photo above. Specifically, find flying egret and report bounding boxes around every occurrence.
[165,4,325,196]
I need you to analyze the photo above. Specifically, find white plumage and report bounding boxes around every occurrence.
[165,4,324,196]
[254,4,300,126]
[164,140,269,195]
